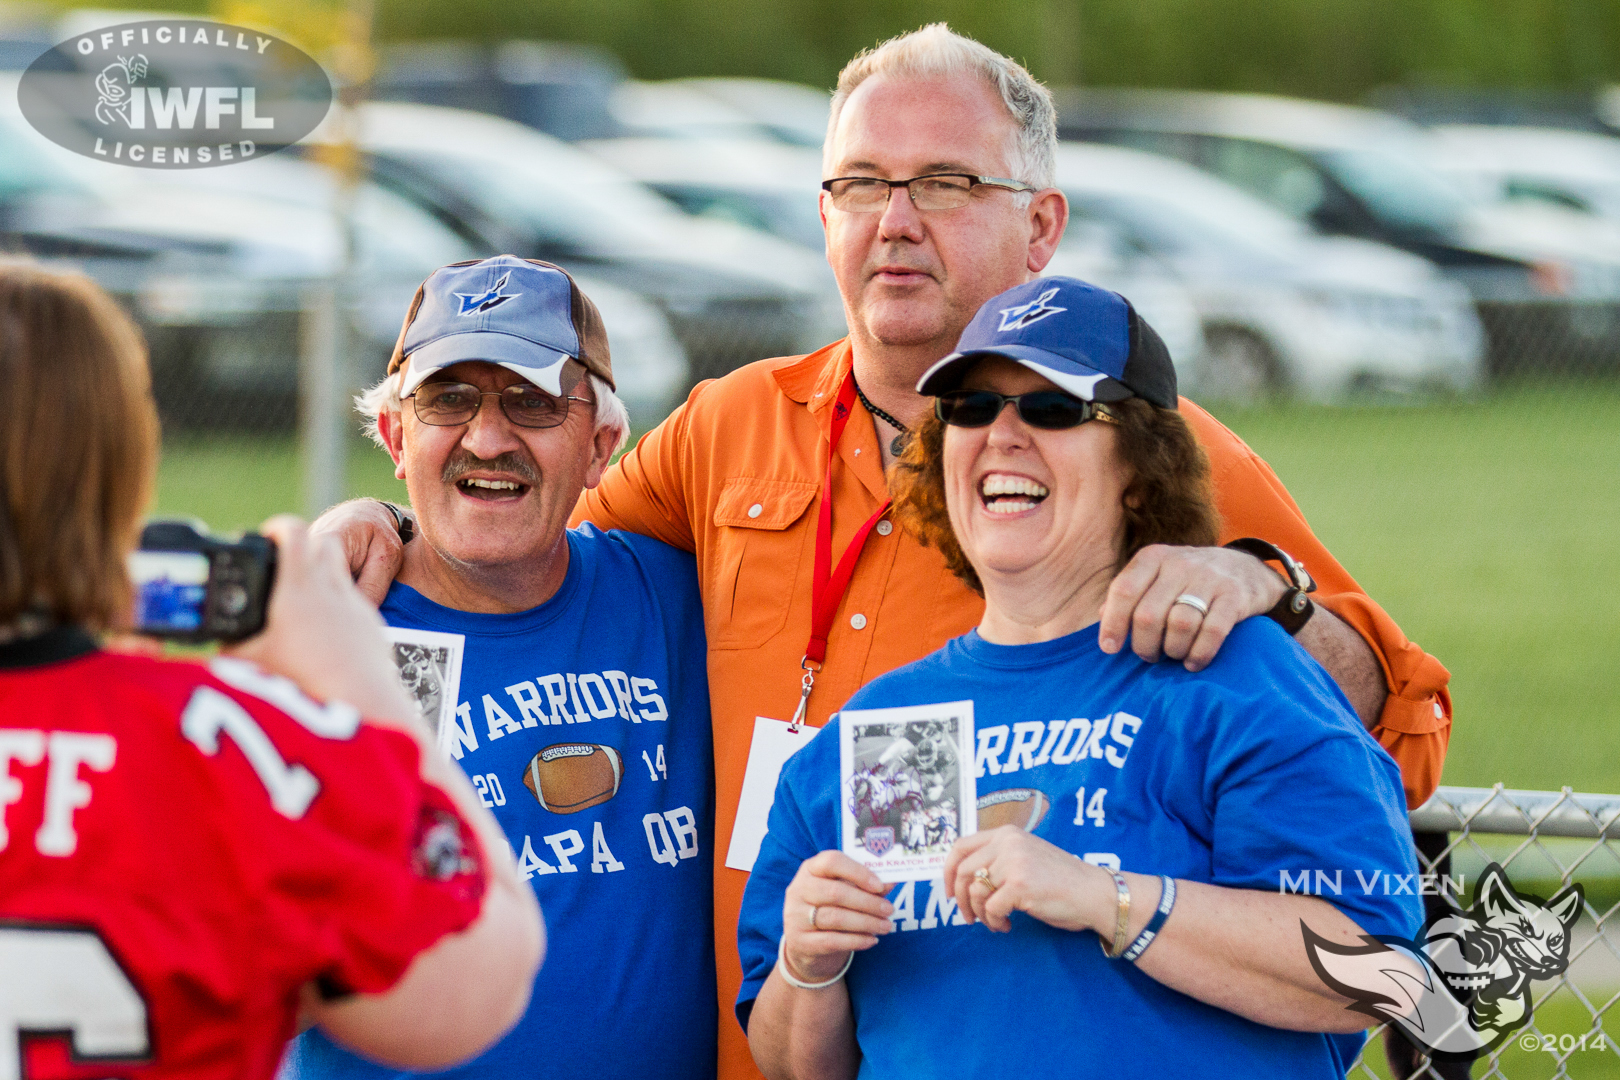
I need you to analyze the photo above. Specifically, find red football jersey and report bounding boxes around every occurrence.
[0,630,486,1080]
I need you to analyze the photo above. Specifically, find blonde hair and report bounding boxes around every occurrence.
[826,23,1058,197]
[0,263,159,631]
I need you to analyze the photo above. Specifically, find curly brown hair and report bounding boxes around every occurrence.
[890,397,1220,595]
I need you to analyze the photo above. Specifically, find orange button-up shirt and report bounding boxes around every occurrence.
[574,339,1451,1080]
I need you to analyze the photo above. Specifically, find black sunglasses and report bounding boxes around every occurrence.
[935,390,1118,430]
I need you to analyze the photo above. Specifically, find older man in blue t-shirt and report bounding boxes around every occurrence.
[287,256,714,1080]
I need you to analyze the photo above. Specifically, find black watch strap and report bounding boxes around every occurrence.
[1223,537,1317,636]
[381,501,415,544]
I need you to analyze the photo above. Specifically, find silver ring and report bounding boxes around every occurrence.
[807,905,818,930]
[1172,593,1209,617]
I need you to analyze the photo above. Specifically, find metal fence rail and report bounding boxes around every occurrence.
[1350,785,1620,1079]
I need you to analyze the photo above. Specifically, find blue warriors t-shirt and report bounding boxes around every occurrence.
[738,618,1421,1079]
[289,525,715,1080]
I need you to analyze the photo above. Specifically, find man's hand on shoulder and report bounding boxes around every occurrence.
[311,498,410,606]
[1099,543,1387,727]
[1098,544,1288,672]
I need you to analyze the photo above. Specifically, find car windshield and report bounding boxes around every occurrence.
[381,137,688,251]
[1059,154,1309,260]
[1316,147,1471,234]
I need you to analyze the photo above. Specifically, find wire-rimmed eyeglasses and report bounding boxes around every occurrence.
[820,173,1037,213]
[406,382,590,429]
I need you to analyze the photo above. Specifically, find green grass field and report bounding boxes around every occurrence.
[1352,991,1620,1079]
[1202,384,1620,795]
[154,383,1620,794]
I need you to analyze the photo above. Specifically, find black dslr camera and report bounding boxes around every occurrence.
[129,520,277,643]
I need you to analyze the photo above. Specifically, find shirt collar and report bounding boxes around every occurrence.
[0,624,99,669]
[773,338,853,416]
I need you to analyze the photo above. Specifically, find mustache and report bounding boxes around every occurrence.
[441,449,540,486]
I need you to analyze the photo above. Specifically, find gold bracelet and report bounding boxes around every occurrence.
[1100,871,1131,958]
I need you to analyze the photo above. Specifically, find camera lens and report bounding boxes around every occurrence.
[217,583,249,617]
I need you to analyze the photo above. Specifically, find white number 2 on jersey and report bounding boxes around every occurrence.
[0,925,150,1080]
[182,686,319,819]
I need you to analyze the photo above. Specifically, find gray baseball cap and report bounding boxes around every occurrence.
[388,256,614,397]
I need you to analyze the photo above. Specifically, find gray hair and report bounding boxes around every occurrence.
[824,23,1057,200]
[355,371,631,458]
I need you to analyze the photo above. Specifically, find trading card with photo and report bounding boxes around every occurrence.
[837,700,976,882]
[382,627,465,741]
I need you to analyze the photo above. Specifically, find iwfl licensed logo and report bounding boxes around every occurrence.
[18,20,331,169]
[1304,863,1582,1058]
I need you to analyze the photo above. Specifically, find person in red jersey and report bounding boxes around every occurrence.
[0,263,543,1080]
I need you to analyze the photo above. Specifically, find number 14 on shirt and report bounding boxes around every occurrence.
[641,745,667,782]
[1074,787,1107,827]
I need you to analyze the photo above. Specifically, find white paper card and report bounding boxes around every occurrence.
[725,716,820,873]
[382,627,465,751]
[838,700,977,882]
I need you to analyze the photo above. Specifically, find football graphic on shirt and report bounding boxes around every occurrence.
[976,788,1049,832]
[523,743,623,813]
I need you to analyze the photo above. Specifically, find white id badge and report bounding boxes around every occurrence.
[724,716,820,873]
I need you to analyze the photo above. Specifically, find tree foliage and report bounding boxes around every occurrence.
[372,0,1620,99]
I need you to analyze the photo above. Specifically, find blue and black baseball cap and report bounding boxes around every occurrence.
[917,277,1177,410]
[388,255,614,397]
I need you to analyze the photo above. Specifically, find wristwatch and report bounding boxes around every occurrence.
[381,501,415,544]
[1223,538,1316,636]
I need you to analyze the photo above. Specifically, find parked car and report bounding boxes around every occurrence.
[1057,89,1620,375]
[127,153,691,425]
[328,102,845,387]
[1427,124,1620,222]
[1053,141,1485,400]
[578,135,826,249]
[373,39,625,142]
[610,77,829,147]
[1,75,687,428]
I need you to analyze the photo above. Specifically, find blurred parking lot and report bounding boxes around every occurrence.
[6,14,1620,435]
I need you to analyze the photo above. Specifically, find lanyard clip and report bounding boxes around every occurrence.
[788,656,821,733]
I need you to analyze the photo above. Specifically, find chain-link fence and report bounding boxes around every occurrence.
[1351,786,1620,1080]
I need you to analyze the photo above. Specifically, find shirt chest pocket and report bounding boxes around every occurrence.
[706,477,818,651]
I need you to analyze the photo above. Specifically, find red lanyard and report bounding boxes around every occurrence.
[790,370,891,728]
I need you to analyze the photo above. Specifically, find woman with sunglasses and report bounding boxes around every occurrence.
[735,278,1422,1078]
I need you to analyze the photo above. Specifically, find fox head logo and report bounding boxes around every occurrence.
[1303,863,1582,1059]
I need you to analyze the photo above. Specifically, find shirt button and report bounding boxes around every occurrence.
[850,613,867,630]
[747,503,763,518]
[1433,701,1444,719]
[853,447,861,456]
[876,520,893,536]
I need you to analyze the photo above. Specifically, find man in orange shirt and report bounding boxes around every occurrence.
[320,24,1450,1079]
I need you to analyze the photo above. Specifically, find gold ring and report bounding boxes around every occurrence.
[807,905,818,930]
[973,867,998,892]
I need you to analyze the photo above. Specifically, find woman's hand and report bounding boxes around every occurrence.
[225,516,418,732]
[943,827,1116,934]
[779,852,894,982]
